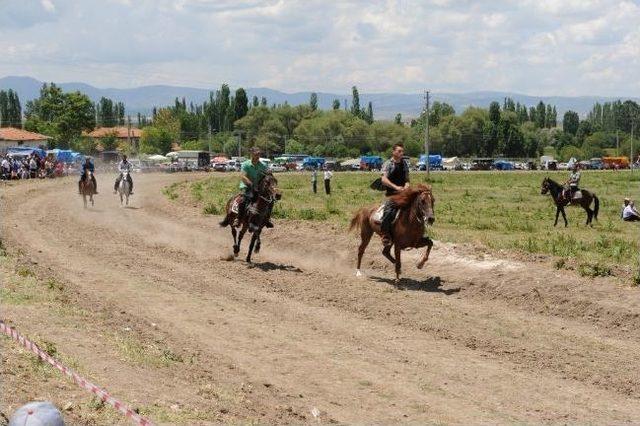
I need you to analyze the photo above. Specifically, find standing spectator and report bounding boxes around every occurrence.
[1,155,10,180]
[323,167,333,195]
[29,155,38,178]
[311,167,318,194]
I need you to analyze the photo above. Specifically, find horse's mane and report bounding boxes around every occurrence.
[545,177,562,189]
[389,184,432,208]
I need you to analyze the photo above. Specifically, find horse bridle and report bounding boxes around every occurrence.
[414,190,433,224]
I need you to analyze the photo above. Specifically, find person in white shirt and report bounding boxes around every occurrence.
[622,199,640,222]
[113,154,134,194]
[323,167,333,195]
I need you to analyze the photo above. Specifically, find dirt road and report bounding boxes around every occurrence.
[2,173,640,424]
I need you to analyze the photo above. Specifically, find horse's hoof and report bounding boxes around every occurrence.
[355,269,363,277]
[416,262,425,270]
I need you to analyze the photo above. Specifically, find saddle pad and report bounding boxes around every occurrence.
[230,196,241,214]
[572,190,582,200]
[372,204,400,224]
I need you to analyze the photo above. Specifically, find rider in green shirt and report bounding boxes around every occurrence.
[234,147,272,228]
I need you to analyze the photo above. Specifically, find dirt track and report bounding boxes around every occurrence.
[2,172,640,424]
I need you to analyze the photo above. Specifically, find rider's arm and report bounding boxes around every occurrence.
[240,171,253,188]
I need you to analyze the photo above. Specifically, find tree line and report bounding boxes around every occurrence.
[11,81,640,161]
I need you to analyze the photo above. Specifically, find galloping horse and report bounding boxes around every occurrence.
[219,173,281,263]
[118,170,132,206]
[350,184,436,282]
[541,177,599,226]
[79,170,95,208]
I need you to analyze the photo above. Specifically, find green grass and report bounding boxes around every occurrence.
[176,170,640,276]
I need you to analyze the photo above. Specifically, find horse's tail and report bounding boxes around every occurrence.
[593,194,599,220]
[349,208,368,233]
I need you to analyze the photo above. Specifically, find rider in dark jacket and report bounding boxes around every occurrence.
[380,143,410,246]
[78,158,97,194]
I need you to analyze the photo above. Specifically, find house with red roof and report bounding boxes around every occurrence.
[0,127,51,152]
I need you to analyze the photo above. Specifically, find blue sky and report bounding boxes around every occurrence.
[1,0,639,96]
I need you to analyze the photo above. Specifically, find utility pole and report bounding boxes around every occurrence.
[283,135,287,154]
[208,125,212,154]
[632,123,635,174]
[424,90,430,177]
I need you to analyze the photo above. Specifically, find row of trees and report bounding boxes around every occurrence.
[556,100,640,161]
[0,89,22,128]
[96,97,126,127]
[10,82,640,161]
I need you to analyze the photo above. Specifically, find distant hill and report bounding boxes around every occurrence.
[1,75,637,120]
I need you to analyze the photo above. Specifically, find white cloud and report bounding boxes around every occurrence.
[41,0,55,12]
[0,0,638,96]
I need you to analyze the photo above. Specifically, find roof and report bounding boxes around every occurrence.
[0,127,50,141]
[85,127,142,138]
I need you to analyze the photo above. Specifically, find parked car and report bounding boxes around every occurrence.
[213,162,227,172]
[269,163,286,173]
[557,162,569,170]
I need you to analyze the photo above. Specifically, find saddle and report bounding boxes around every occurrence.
[372,204,400,224]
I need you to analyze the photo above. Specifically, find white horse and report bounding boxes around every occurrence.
[118,170,132,206]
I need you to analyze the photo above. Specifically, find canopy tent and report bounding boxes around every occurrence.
[47,149,78,163]
[340,158,361,167]
[7,146,47,159]
[147,154,169,162]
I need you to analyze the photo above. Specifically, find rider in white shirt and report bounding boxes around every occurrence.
[114,154,134,194]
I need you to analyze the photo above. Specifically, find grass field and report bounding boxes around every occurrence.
[176,170,640,280]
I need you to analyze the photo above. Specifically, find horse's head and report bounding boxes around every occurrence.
[541,177,550,195]
[257,172,281,201]
[413,184,435,226]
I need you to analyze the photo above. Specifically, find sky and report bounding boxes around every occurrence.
[0,0,639,96]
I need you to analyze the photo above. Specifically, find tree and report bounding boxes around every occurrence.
[310,92,318,111]
[100,134,118,151]
[395,113,402,125]
[139,108,179,154]
[489,101,501,125]
[364,101,373,124]
[24,84,95,148]
[350,86,361,117]
[0,89,22,127]
[252,96,259,108]
[535,101,546,128]
[332,99,340,110]
[234,88,249,121]
[562,110,580,136]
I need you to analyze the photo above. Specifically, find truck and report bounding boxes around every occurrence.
[360,155,383,171]
[417,154,443,171]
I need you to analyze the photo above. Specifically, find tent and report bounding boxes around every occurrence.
[7,146,47,159]
[147,154,168,162]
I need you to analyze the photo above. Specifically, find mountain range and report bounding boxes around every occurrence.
[1,75,637,120]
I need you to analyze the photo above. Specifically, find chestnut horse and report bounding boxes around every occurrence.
[350,184,435,282]
[219,173,281,263]
[79,170,95,208]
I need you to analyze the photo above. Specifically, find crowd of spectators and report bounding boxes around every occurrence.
[0,153,71,180]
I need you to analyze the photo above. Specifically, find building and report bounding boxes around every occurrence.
[85,126,142,149]
[0,127,51,152]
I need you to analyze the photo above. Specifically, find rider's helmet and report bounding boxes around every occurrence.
[122,154,128,161]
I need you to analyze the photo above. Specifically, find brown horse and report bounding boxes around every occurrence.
[350,184,435,282]
[540,177,599,226]
[219,173,281,263]
[79,170,95,208]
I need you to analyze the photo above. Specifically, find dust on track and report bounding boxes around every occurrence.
[2,173,640,424]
